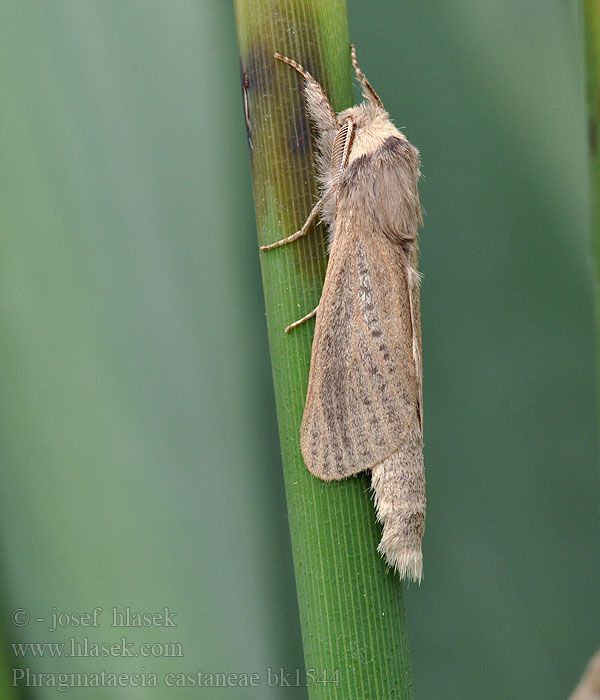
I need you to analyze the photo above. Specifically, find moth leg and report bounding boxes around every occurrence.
[285,305,319,334]
[262,116,353,252]
[260,188,334,251]
[350,44,383,108]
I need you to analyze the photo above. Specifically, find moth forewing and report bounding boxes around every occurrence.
[300,222,420,478]
[266,49,425,582]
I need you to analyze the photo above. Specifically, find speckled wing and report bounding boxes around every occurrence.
[300,214,422,481]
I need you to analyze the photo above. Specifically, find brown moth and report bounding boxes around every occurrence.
[262,46,425,582]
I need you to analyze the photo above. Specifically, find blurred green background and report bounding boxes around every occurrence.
[0,1,597,699]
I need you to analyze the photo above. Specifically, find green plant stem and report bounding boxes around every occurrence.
[234,1,414,698]
[584,2,600,396]
[585,2,600,268]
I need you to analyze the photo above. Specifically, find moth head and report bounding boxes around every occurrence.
[334,104,406,165]
[337,102,389,131]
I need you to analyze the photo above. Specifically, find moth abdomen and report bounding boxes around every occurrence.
[371,435,426,582]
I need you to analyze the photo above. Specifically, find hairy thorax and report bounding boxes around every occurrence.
[337,103,407,163]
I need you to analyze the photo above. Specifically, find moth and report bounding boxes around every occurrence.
[262,46,425,582]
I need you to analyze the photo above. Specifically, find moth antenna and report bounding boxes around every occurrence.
[350,44,383,108]
[273,53,337,127]
[273,53,312,81]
